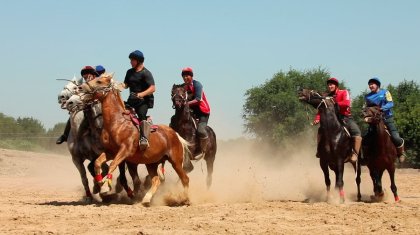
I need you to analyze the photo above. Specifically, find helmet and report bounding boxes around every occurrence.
[129,50,144,63]
[95,65,106,76]
[181,67,194,77]
[327,77,339,86]
[81,66,98,76]
[368,77,381,87]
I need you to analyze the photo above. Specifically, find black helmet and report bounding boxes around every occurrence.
[129,50,144,63]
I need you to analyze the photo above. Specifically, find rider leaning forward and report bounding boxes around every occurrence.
[56,66,99,144]
[181,67,211,153]
[364,77,407,163]
[313,77,362,163]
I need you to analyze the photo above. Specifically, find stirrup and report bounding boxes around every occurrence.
[398,153,406,163]
[139,137,149,149]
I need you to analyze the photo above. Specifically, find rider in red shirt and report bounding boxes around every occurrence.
[181,67,211,153]
[313,78,362,163]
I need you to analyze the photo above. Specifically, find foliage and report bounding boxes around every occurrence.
[243,67,344,144]
[0,112,67,153]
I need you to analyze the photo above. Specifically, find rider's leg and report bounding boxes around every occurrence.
[345,117,362,163]
[135,103,150,150]
[197,114,210,153]
[384,117,406,163]
[56,118,71,144]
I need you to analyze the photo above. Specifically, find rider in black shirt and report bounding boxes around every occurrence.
[120,50,156,150]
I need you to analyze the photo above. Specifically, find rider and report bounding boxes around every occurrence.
[95,65,106,76]
[364,77,407,163]
[181,67,211,154]
[313,77,362,163]
[56,66,98,144]
[120,50,155,150]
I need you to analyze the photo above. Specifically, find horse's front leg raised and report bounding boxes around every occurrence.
[93,152,111,194]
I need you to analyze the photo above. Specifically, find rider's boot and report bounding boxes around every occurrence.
[56,119,71,144]
[396,139,407,163]
[349,136,362,163]
[139,121,151,151]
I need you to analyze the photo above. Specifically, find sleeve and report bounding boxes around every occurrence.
[381,90,394,111]
[123,70,130,85]
[144,70,155,86]
[314,111,320,121]
[335,90,350,110]
[193,81,203,101]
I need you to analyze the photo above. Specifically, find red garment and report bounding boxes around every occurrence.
[314,88,351,121]
[185,80,210,114]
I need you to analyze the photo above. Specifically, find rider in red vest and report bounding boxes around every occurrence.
[181,67,211,153]
[313,77,362,163]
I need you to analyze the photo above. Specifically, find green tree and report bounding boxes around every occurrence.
[243,68,340,144]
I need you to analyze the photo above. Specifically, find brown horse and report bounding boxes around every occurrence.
[79,73,192,205]
[298,88,361,203]
[170,84,217,188]
[362,105,400,202]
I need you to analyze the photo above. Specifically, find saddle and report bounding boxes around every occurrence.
[123,102,158,132]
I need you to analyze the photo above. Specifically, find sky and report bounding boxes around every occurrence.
[0,1,419,140]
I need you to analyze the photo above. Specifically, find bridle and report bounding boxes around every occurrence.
[171,88,188,109]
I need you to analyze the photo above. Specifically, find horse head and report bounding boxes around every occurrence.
[362,106,383,124]
[297,88,325,108]
[79,73,115,100]
[58,78,83,109]
[171,84,188,110]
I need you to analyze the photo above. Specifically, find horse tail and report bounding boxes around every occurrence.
[176,133,194,173]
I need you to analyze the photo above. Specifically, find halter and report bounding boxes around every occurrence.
[171,89,188,109]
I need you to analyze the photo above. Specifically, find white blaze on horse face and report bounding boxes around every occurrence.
[66,95,84,113]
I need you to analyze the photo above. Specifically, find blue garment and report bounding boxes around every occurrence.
[364,89,394,118]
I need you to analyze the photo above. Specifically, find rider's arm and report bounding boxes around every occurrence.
[335,90,351,110]
[188,81,203,106]
[381,90,394,111]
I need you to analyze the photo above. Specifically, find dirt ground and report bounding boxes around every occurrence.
[0,145,419,235]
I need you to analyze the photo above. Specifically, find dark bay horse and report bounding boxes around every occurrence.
[170,84,217,188]
[79,74,192,205]
[362,105,400,202]
[298,89,361,203]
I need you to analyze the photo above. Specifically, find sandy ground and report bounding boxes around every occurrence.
[0,144,419,235]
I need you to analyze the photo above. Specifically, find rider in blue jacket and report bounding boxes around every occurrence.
[364,77,407,163]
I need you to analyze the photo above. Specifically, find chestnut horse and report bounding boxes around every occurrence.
[362,105,400,202]
[65,93,140,200]
[79,73,192,205]
[170,84,217,188]
[298,88,361,203]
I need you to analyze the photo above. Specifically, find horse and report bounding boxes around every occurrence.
[298,88,361,203]
[79,73,193,206]
[170,84,217,188]
[65,93,141,201]
[362,105,400,202]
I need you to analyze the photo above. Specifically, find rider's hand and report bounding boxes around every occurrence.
[116,82,126,91]
[312,119,320,125]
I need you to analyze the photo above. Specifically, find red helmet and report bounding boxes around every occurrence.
[327,77,339,86]
[181,67,193,77]
[81,66,98,76]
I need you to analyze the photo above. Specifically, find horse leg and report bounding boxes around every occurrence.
[204,153,215,189]
[376,170,385,199]
[127,162,140,199]
[388,167,399,202]
[115,161,136,199]
[352,160,362,202]
[93,152,111,194]
[319,159,331,200]
[72,157,92,203]
[335,159,345,203]
[142,163,160,207]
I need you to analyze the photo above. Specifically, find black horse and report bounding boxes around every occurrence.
[298,88,361,202]
[362,105,400,202]
[170,84,217,188]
